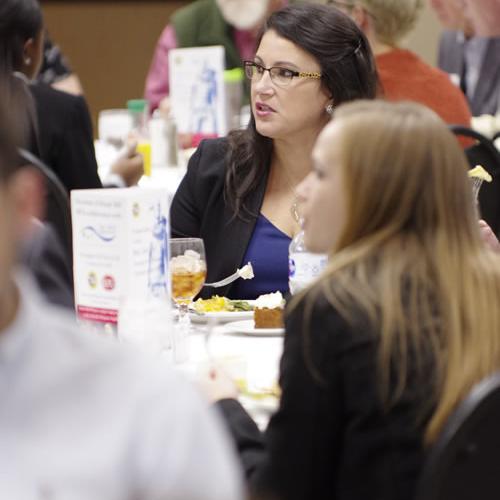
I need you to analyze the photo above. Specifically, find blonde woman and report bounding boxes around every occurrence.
[330,0,472,130]
[205,101,500,500]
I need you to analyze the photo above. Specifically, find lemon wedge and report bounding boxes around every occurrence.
[468,165,492,183]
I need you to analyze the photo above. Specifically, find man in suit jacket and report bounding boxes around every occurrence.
[438,32,500,116]
[432,0,500,115]
[464,0,500,37]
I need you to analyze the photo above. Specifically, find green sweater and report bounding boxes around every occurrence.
[171,0,242,70]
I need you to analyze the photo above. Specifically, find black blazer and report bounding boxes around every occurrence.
[217,293,430,500]
[170,138,269,298]
[30,82,102,193]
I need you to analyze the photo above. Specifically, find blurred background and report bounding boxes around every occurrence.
[41,0,442,133]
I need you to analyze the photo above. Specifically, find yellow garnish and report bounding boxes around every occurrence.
[236,379,281,399]
[468,165,492,183]
[194,296,231,313]
[193,296,253,313]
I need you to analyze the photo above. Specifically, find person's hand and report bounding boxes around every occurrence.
[198,364,239,403]
[110,141,144,186]
[158,96,171,117]
[479,219,500,252]
[178,132,194,149]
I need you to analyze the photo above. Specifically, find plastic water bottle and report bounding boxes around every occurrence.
[127,99,152,176]
[288,230,328,294]
[150,111,179,169]
[224,68,244,132]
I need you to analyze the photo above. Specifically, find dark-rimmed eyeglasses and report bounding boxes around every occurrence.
[243,60,322,87]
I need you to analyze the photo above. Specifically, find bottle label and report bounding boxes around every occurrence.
[289,253,327,294]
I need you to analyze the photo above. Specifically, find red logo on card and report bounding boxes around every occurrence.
[102,275,115,291]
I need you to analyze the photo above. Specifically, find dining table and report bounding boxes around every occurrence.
[94,132,282,428]
[176,319,283,429]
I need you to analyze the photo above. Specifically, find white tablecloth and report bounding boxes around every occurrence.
[178,325,283,429]
[94,139,189,202]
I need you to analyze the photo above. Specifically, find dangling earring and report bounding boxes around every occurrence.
[325,103,334,116]
[24,57,32,66]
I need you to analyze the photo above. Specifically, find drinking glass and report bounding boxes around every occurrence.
[98,109,133,150]
[169,237,207,331]
[96,109,134,178]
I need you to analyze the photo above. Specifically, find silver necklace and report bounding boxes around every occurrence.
[271,160,302,224]
[290,197,301,224]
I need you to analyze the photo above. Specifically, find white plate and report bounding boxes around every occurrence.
[223,319,284,336]
[189,299,255,324]
[189,309,254,324]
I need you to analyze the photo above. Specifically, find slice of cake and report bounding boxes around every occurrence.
[254,292,285,329]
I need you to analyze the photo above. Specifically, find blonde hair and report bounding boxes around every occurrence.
[357,0,423,45]
[299,100,500,444]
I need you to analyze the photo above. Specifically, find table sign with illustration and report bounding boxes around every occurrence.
[71,187,170,325]
[169,45,227,136]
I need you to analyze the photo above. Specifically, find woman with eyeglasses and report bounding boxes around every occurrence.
[170,3,378,299]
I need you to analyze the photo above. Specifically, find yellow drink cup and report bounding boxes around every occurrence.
[137,141,152,177]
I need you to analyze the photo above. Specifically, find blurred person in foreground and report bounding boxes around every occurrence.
[0,0,143,193]
[0,80,243,499]
[145,0,286,113]
[203,100,500,500]
[430,0,500,115]
[331,0,472,129]
[170,4,378,299]
[0,52,74,309]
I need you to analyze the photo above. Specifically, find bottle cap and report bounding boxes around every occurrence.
[224,68,244,83]
[127,99,149,113]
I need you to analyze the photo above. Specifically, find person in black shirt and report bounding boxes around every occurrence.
[37,34,84,95]
[203,99,500,500]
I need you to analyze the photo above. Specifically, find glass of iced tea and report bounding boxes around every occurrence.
[169,238,207,324]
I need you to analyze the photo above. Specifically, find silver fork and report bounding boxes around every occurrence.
[471,177,485,202]
[204,262,254,288]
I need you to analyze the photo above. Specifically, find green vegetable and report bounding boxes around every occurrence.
[228,300,254,311]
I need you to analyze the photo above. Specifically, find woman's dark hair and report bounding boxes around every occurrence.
[0,74,28,182]
[0,0,42,154]
[225,3,379,219]
[0,0,43,73]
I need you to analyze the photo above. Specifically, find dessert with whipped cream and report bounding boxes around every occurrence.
[254,291,285,329]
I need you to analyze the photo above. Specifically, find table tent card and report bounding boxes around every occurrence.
[169,45,228,136]
[71,188,170,328]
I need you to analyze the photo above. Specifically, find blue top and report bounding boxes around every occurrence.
[231,214,291,299]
